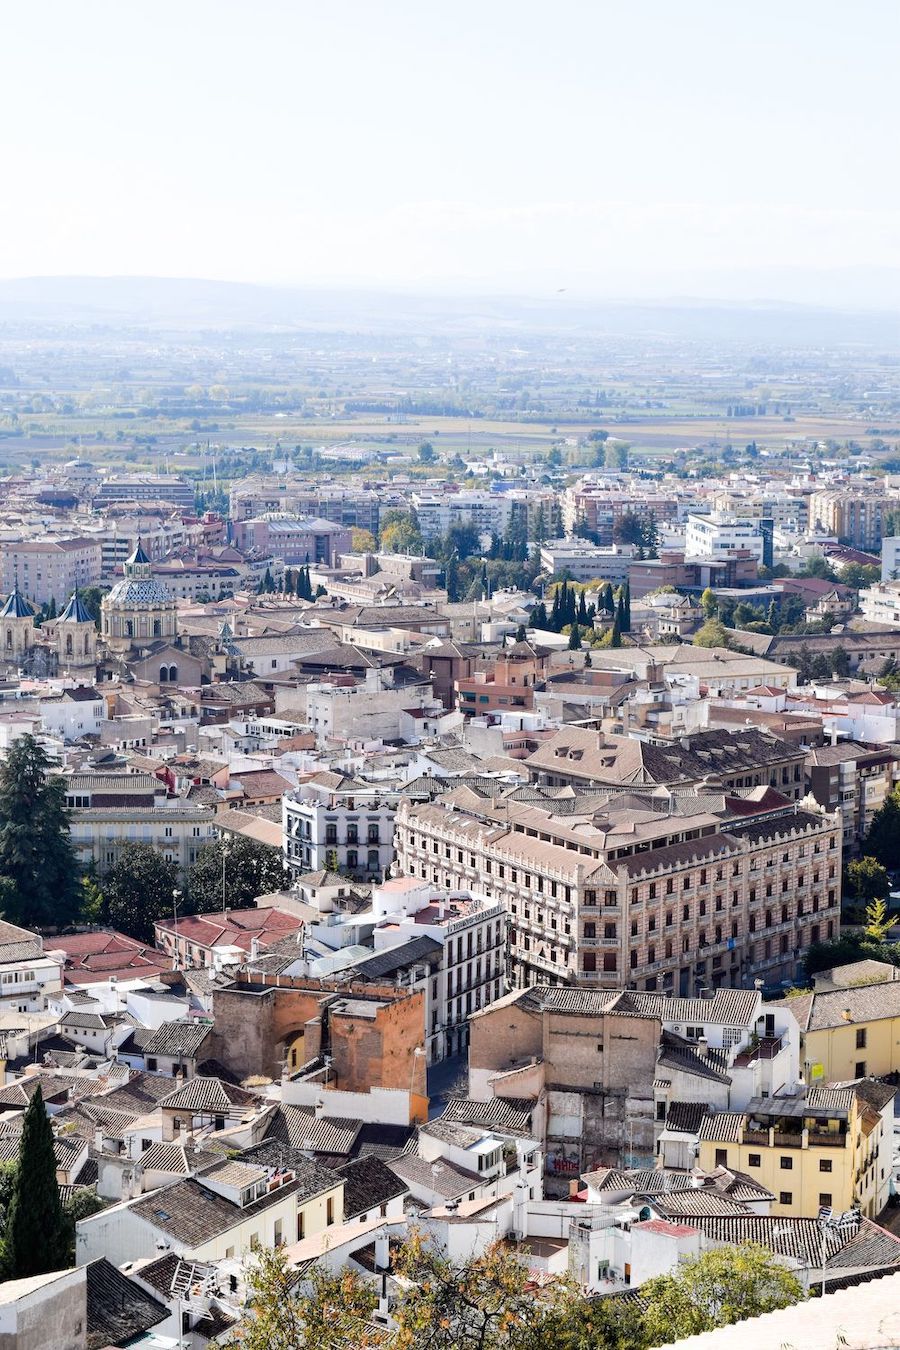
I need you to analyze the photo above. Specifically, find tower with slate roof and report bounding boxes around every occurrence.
[56,589,97,669]
[0,582,35,667]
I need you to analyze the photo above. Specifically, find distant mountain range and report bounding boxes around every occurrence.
[0,274,897,345]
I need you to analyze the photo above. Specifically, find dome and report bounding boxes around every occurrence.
[104,574,174,610]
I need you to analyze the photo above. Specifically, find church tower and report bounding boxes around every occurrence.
[56,590,97,670]
[0,584,35,668]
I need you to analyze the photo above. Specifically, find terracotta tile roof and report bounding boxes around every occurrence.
[697,1112,744,1143]
[264,1104,362,1156]
[130,1162,338,1246]
[440,1097,535,1137]
[142,1020,213,1059]
[158,1076,259,1114]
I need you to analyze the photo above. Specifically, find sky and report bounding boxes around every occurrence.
[1,0,899,302]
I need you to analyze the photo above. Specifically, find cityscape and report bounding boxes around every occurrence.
[1,3,899,1348]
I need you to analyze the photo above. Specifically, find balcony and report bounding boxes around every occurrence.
[808,1131,846,1148]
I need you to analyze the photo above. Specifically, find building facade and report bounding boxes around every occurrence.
[393,784,841,996]
[283,785,398,882]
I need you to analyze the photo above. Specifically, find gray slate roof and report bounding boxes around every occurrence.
[336,1156,409,1219]
[86,1257,167,1350]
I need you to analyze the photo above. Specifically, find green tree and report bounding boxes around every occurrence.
[639,1244,803,1345]
[539,1295,643,1350]
[864,895,892,942]
[233,1245,383,1349]
[417,441,436,464]
[867,788,900,868]
[613,511,644,545]
[0,734,80,929]
[700,586,718,618]
[831,645,850,678]
[188,836,287,914]
[693,619,730,648]
[620,580,631,632]
[811,653,833,681]
[380,510,424,554]
[801,556,838,582]
[568,624,582,650]
[103,842,180,942]
[599,612,622,648]
[79,870,106,925]
[4,1087,69,1278]
[515,624,527,643]
[351,527,377,553]
[846,856,891,904]
[78,585,108,630]
[391,1233,559,1350]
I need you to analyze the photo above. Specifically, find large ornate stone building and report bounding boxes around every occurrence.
[101,540,178,656]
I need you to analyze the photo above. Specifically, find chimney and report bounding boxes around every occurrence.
[250,937,260,962]
[94,1126,103,1154]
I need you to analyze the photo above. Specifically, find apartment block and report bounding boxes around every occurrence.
[697,1081,895,1219]
[0,537,102,605]
[92,476,196,510]
[538,540,636,583]
[393,783,841,996]
[562,486,678,543]
[809,490,889,551]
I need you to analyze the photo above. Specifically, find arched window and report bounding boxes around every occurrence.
[5,629,11,650]
[83,635,91,656]
[125,620,134,638]
[65,634,73,656]
[159,666,169,683]
[168,664,178,683]
[153,619,161,638]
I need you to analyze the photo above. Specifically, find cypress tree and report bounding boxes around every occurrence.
[550,588,561,631]
[577,591,588,624]
[622,581,631,632]
[616,593,626,629]
[568,624,582,650]
[0,735,80,929]
[600,582,615,614]
[5,1087,69,1277]
[609,612,622,648]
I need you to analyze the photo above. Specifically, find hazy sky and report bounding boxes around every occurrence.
[2,0,899,300]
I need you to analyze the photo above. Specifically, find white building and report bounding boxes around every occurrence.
[685,513,765,564]
[859,580,900,628]
[0,920,64,1013]
[304,669,440,745]
[538,541,636,584]
[283,781,398,881]
[411,491,512,542]
[367,878,508,1060]
[881,536,900,582]
[37,686,105,743]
